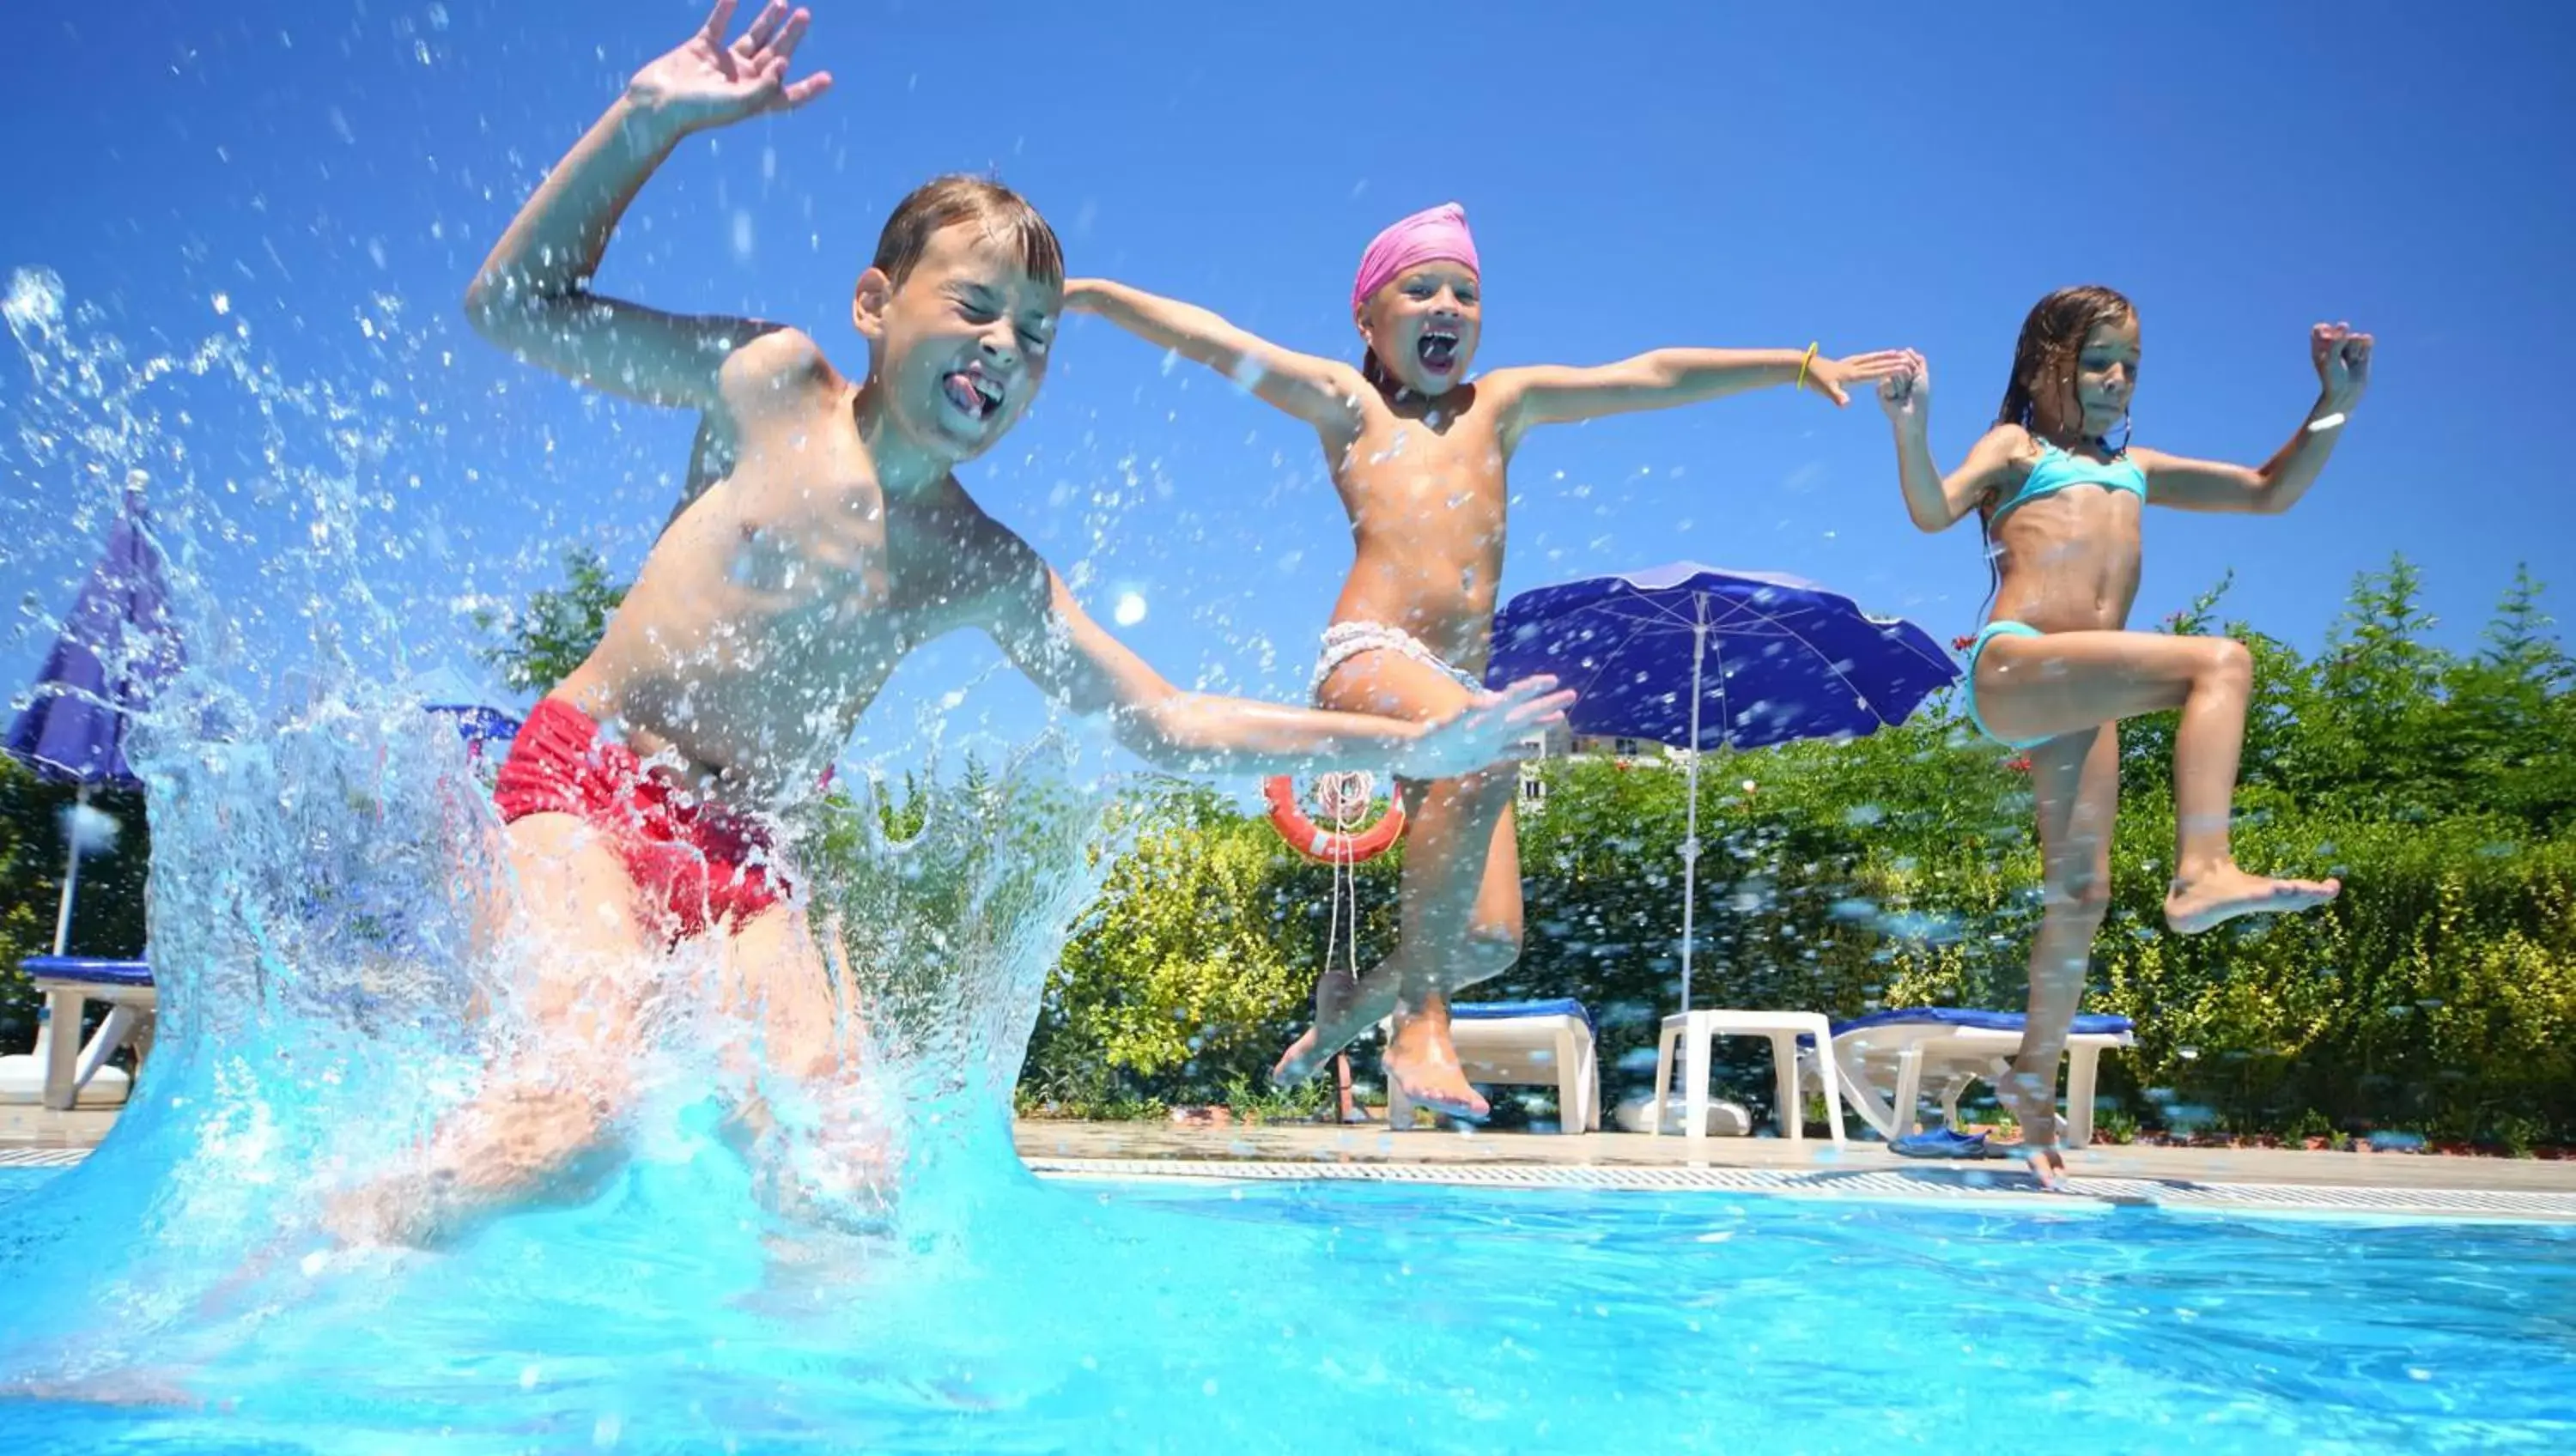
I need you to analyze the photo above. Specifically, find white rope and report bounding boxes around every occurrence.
[1314,770,1375,829]
[1314,774,1368,989]
[1308,774,1376,1075]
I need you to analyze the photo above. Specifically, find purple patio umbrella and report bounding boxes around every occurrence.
[1486,562,1958,1010]
[4,491,184,956]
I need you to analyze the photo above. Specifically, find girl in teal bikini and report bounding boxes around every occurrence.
[1876,285,2370,1186]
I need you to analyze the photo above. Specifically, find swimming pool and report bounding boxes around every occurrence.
[5,1160,2572,1453]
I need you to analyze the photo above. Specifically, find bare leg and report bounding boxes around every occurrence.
[1974,630,2338,934]
[1332,1052,1369,1123]
[1996,725,2119,1190]
[1273,648,1522,1120]
[323,812,655,1247]
[719,906,894,1228]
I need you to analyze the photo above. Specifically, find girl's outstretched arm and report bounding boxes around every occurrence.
[1066,279,1367,435]
[1495,345,1911,442]
[2140,323,2373,515]
[1876,350,2016,532]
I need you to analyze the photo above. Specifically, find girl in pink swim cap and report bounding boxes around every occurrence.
[1067,205,1908,1124]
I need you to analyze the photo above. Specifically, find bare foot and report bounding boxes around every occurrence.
[1990,1069,2065,1189]
[2017,1144,2069,1192]
[1384,1015,1490,1123]
[1271,964,1388,1089]
[2165,865,2341,935]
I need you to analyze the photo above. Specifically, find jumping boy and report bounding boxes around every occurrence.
[331,4,1567,1246]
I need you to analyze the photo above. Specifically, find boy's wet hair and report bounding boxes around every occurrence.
[1996,284,2136,430]
[871,175,1064,290]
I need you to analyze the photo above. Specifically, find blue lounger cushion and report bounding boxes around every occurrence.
[1801,1006,2135,1047]
[18,956,154,989]
[1449,998,1595,1034]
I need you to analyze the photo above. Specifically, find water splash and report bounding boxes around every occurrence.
[0,270,1189,1426]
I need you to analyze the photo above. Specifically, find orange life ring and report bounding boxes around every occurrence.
[1263,775,1407,864]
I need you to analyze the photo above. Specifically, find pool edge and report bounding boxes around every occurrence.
[15,1146,2572,1223]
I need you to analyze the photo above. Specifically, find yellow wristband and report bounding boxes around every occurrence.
[1795,342,1819,392]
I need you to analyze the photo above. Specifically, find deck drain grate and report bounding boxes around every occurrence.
[0,1148,92,1168]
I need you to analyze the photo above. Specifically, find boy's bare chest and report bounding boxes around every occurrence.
[712,468,974,650]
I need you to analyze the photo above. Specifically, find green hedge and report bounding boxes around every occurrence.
[1016,744,2576,1144]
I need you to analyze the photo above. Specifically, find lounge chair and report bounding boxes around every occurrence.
[1386,998,1601,1132]
[1799,1007,2136,1149]
[0,956,156,1110]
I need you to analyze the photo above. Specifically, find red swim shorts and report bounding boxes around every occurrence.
[492,697,788,942]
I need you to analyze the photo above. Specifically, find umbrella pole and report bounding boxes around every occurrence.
[50,782,88,957]
[1679,618,1707,1015]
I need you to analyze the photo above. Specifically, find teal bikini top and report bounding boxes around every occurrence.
[1990,441,2147,523]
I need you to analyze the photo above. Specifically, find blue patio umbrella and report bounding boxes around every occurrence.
[409,663,523,755]
[4,491,184,956]
[1486,562,1958,1010]
[422,703,520,751]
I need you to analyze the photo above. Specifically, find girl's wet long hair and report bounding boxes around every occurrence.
[1973,284,2139,624]
[1997,284,2136,436]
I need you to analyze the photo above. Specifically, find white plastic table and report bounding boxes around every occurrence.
[1652,1010,1847,1145]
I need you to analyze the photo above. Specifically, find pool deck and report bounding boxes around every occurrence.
[13,1105,2576,1221]
[1013,1119,2576,1222]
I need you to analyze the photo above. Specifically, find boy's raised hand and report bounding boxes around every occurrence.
[629,0,832,133]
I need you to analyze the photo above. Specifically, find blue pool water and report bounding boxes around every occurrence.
[5,1162,2573,1453]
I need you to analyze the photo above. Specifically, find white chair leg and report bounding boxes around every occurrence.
[1552,1026,1578,1133]
[1681,1018,1711,1143]
[1831,1038,1905,1142]
[1650,1022,1679,1138]
[1580,1029,1601,1131]
[1768,1032,1802,1143]
[75,1004,139,1094]
[41,988,85,1112]
[1807,1020,1849,1148]
[2066,1046,2101,1148]
[1889,1045,1928,1141]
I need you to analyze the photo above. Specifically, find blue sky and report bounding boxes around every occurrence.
[3,1,2573,775]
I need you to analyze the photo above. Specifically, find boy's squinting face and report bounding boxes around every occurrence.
[857,221,1060,461]
[1358,262,1480,395]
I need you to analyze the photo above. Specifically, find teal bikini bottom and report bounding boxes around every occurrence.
[1963,620,2053,750]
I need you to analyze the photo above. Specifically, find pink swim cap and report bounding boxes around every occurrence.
[1351,203,1480,317]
